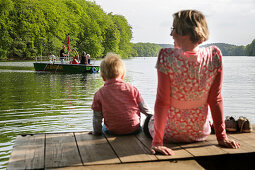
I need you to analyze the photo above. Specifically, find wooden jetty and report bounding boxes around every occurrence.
[7,126,255,170]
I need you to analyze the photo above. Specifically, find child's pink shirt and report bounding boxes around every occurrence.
[91,78,143,134]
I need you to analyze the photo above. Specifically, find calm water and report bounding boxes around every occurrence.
[1,57,255,169]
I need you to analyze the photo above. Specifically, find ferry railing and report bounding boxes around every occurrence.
[35,56,71,64]
[35,55,98,65]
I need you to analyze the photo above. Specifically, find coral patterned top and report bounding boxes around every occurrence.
[149,46,227,146]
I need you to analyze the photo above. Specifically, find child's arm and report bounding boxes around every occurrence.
[138,100,153,116]
[93,110,103,135]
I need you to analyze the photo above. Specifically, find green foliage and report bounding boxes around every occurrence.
[132,43,162,57]
[0,0,14,60]
[132,41,255,57]
[246,39,255,56]
[201,43,246,56]
[110,14,133,58]
[0,0,134,60]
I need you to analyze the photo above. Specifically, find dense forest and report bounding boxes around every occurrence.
[132,43,162,57]
[0,0,254,60]
[0,0,134,60]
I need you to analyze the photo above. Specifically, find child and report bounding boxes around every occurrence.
[91,53,153,135]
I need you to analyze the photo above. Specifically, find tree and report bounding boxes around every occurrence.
[246,39,255,56]
[132,43,162,57]
[110,14,133,58]
[0,0,14,60]
[0,0,134,60]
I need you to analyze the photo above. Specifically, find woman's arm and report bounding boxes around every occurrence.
[208,69,240,149]
[151,70,174,155]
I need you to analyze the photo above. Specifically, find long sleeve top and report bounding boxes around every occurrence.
[92,78,153,135]
[151,47,227,146]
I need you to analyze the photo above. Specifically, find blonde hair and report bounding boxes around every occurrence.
[100,53,126,80]
[173,10,209,44]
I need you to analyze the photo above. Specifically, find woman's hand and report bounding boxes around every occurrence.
[218,138,240,149]
[151,145,175,155]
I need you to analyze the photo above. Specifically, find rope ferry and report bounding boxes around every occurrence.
[33,62,99,74]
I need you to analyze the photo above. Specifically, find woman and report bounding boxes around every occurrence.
[147,10,240,155]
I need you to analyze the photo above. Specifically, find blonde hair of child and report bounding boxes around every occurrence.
[100,53,126,80]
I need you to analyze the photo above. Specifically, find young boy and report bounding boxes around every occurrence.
[91,53,153,135]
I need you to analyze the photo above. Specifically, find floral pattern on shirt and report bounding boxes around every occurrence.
[150,46,222,142]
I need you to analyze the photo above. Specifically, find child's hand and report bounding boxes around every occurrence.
[151,145,175,155]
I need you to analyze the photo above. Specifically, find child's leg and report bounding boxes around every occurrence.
[143,114,153,138]
[130,126,142,135]
[102,124,112,135]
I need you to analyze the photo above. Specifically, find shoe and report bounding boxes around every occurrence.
[237,116,252,133]
[209,121,215,134]
[225,116,238,132]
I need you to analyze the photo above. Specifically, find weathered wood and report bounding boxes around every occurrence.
[48,160,204,170]
[136,132,193,160]
[45,133,82,168]
[7,134,45,170]
[75,132,120,165]
[229,128,255,147]
[8,129,255,169]
[207,133,255,154]
[178,135,227,157]
[105,134,157,163]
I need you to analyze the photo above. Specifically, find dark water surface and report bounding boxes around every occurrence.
[0,57,255,169]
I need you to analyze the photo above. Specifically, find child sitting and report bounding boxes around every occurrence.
[91,53,153,135]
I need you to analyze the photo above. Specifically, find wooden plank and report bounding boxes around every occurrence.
[105,134,157,163]
[178,135,227,157]
[229,132,255,147]
[206,134,255,154]
[45,133,82,168]
[7,134,45,170]
[75,132,120,165]
[48,160,204,170]
[136,133,193,160]
[228,129,255,147]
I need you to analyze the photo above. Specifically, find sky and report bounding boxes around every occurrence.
[90,0,255,46]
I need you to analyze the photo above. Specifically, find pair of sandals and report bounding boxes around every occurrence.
[225,116,253,133]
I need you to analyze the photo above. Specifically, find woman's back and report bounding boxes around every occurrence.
[149,46,223,142]
[159,46,222,102]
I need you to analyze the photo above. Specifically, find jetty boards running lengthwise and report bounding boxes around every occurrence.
[7,126,255,170]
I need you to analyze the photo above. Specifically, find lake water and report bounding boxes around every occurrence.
[1,56,255,169]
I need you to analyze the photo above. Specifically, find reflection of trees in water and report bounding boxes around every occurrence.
[0,71,104,169]
[0,72,103,121]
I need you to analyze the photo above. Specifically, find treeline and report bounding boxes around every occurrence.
[0,0,133,60]
[201,42,255,56]
[131,43,162,57]
[246,39,255,56]
[132,40,255,57]
[201,43,246,56]
[155,41,255,57]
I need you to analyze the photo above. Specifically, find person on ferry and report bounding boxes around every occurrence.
[60,45,68,64]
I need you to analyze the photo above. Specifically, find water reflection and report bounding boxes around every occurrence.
[1,57,255,169]
[0,71,104,168]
